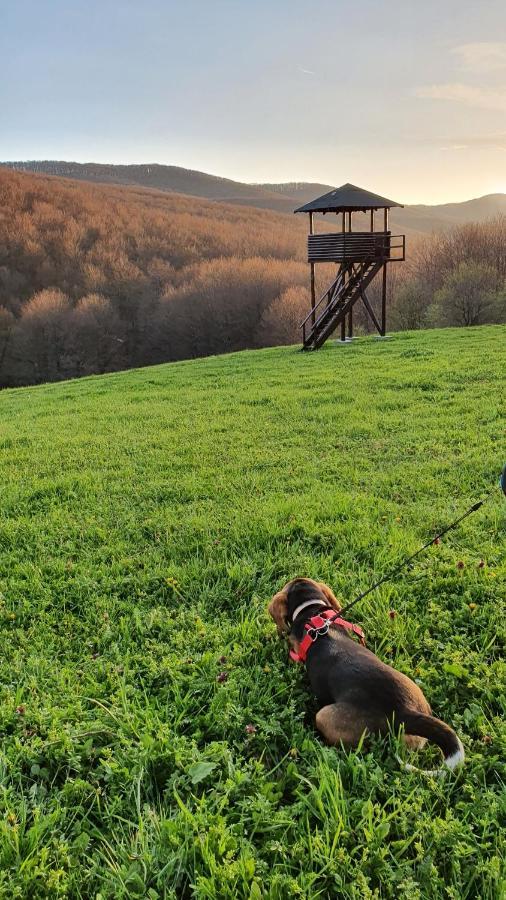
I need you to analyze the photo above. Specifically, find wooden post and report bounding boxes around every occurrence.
[309,212,315,327]
[347,211,354,338]
[340,211,347,341]
[382,207,389,335]
[370,210,374,232]
[348,208,353,339]
[381,263,387,336]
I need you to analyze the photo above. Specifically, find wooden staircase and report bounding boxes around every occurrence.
[301,260,383,350]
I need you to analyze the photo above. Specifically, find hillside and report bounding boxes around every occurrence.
[0,167,308,387]
[4,160,506,236]
[0,327,504,898]
[1,160,296,212]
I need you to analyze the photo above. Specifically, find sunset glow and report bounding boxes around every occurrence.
[2,0,506,204]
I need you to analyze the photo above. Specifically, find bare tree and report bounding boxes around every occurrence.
[0,306,15,386]
[431,262,504,327]
[389,280,432,331]
[71,294,126,374]
[258,286,310,345]
[17,289,74,383]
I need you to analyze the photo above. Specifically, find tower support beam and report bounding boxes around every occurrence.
[309,212,315,326]
[381,263,387,336]
[360,287,382,335]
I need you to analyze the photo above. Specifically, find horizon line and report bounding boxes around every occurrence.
[1,158,505,207]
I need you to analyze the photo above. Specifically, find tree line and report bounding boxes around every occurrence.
[0,169,504,387]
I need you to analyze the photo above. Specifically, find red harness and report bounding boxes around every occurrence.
[289,609,366,664]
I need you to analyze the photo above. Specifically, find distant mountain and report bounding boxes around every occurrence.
[391,194,506,235]
[1,160,292,210]
[258,181,506,235]
[3,160,506,236]
[256,182,337,207]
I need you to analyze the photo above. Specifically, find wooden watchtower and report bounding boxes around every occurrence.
[295,183,405,349]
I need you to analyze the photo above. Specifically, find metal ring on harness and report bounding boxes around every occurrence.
[306,622,330,640]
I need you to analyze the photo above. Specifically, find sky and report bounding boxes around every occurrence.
[2,0,506,204]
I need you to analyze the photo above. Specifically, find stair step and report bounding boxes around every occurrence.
[303,261,383,348]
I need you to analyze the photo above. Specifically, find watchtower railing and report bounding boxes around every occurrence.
[307,232,405,263]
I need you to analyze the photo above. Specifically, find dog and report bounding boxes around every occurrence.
[268,577,464,775]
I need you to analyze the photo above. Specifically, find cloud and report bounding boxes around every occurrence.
[298,67,315,76]
[452,42,506,72]
[452,133,506,150]
[415,82,506,112]
[459,133,506,145]
[416,132,506,151]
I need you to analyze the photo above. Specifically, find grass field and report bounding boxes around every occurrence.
[0,326,505,899]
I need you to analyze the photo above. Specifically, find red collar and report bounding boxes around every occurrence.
[289,609,366,663]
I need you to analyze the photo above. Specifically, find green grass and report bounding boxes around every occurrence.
[0,326,505,899]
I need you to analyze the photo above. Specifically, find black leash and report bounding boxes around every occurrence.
[340,471,504,618]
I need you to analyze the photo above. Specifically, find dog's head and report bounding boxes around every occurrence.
[267,577,341,636]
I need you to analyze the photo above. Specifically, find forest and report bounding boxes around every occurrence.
[0,168,504,387]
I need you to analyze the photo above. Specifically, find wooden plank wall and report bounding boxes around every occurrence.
[308,231,391,263]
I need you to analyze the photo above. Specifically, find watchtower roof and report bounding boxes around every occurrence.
[294,183,403,214]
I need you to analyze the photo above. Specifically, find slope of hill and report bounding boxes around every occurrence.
[262,181,506,229]
[0,327,504,898]
[1,160,295,211]
[0,167,308,386]
[3,160,506,235]
[257,180,336,208]
[395,193,506,235]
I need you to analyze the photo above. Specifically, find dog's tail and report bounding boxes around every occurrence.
[397,710,465,777]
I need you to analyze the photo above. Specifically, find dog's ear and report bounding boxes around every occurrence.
[318,582,342,612]
[268,590,289,636]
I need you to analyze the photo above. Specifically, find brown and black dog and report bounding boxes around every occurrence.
[268,577,464,774]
